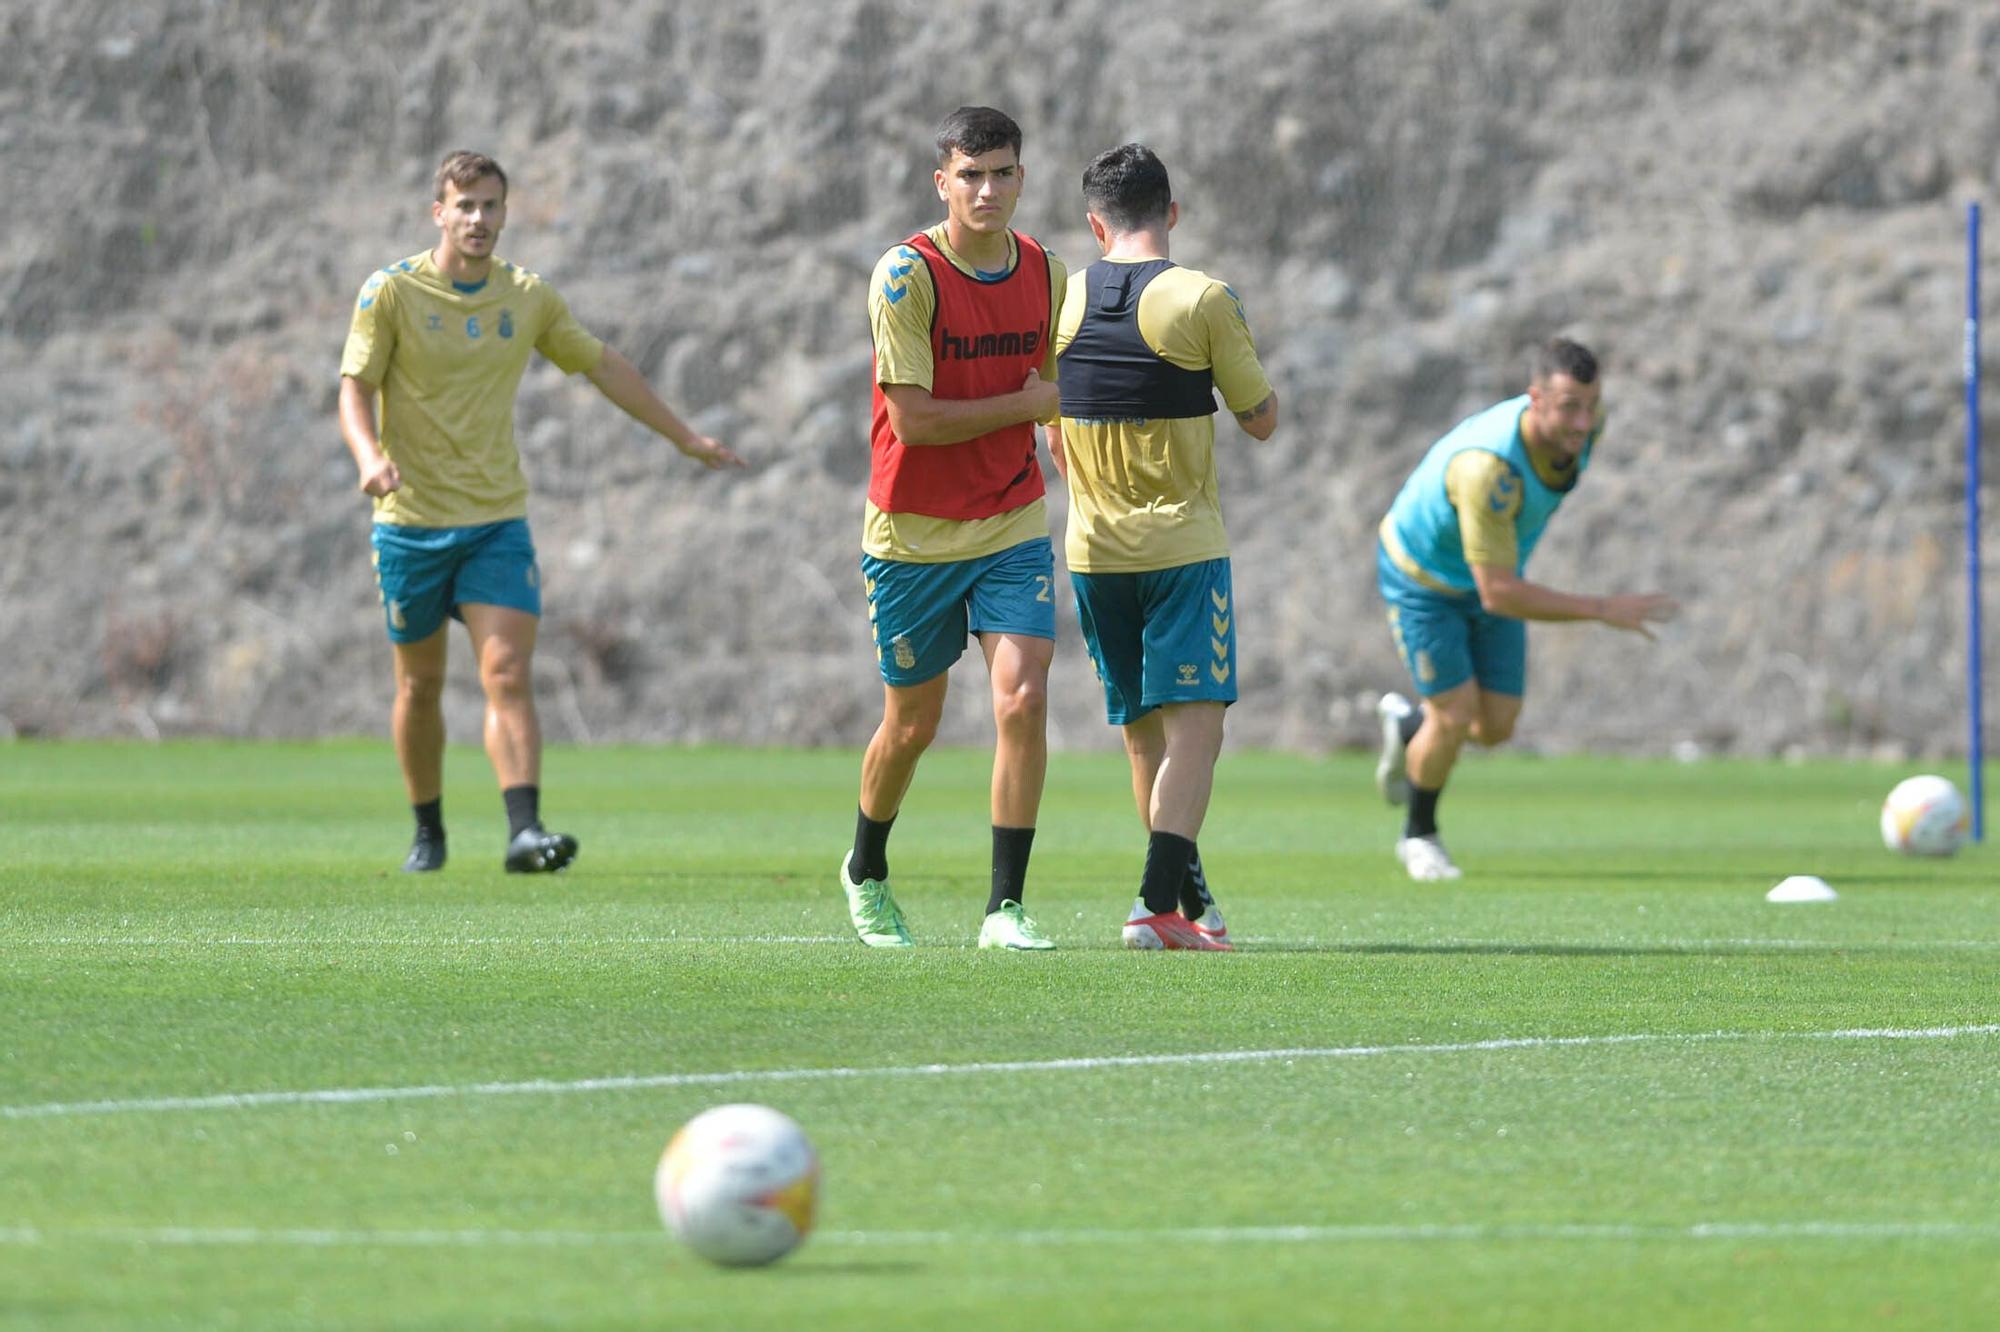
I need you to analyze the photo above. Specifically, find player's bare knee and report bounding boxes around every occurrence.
[1471,717,1516,747]
[1165,741,1224,779]
[887,711,940,757]
[892,721,938,758]
[1426,705,1477,743]
[992,679,1047,736]
[1161,710,1225,766]
[396,670,445,708]
[1122,735,1162,770]
[479,653,532,702]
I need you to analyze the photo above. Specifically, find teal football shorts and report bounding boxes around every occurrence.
[1071,558,1237,725]
[371,519,541,643]
[1376,541,1525,697]
[861,537,1057,686]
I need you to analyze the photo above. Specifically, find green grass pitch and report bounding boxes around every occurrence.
[2,741,1996,1330]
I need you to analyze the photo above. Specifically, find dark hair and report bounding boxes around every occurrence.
[434,150,508,202]
[1081,143,1172,232]
[1534,337,1598,385]
[935,106,1023,167]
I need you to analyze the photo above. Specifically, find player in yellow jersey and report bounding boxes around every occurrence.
[841,107,1068,950]
[339,150,743,874]
[1051,144,1278,949]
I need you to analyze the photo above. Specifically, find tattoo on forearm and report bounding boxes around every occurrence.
[1235,394,1274,424]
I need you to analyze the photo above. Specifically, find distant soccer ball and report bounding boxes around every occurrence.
[1879,774,1969,857]
[655,1103,819,1267]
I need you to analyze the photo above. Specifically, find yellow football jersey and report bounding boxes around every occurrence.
[340,250,604,527]
[1054,262,1272,573]
[862,224,1065,563]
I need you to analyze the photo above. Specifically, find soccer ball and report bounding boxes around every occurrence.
[654,1103,819,1267]
[1879,774,1969,857]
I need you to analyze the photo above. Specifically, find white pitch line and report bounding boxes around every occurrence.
[840,1220,2000,1246]
[5,1024,1996,1122]
[2,935,853,947]
[0,1220,1995,1249]
[8,934,2000,951]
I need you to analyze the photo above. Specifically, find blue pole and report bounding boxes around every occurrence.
[1968,201,1985,841]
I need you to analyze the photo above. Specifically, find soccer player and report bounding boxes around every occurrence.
[841,107,1068,950]
[1050,144,1279,950]
[1373,338,1677,880]
[338,150,743,874]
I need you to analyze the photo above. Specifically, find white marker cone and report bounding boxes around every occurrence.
[1766,875,1837,903]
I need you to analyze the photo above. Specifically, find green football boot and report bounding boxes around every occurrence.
[978,900,1056,950]
[840,852,913,948]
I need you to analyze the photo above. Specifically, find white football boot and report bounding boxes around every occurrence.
[1375,692,1414,806]
[1395,834,1462,882]
[978,900,1057,950]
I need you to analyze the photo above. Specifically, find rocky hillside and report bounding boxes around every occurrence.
[3,0,1997,758]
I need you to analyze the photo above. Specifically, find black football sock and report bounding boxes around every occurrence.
[1140,831,1197,916]
[413,798,444,839]
[502,785,540,840]
[1180,845,1215,919]
[1405,785,1442,840]
[852,807,895,883]
[1399,705,1424,745]
[987,826,1036,915]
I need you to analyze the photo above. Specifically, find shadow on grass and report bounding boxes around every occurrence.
[1240,940,1877,958]
[1473,867,1929,889]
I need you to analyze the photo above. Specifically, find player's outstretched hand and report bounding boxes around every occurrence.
[1601,592,1679,639]
[680,435,747,470]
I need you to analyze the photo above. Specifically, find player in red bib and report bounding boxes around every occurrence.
[841,107,1069,950]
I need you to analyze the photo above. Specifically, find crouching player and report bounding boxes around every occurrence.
[1373,338,1677,880]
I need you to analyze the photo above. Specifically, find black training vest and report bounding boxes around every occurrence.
[1057,259,1217,420]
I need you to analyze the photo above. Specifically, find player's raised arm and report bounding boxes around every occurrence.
[584,347,745,469]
